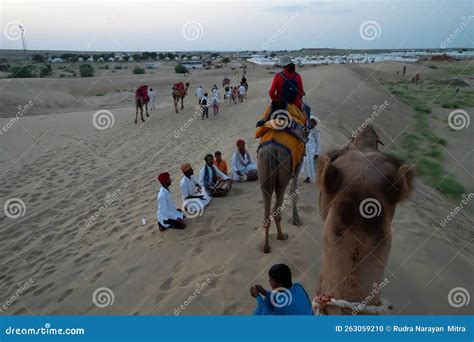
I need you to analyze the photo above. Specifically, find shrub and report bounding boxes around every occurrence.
[9,65,34,78]
[114,65,123,70]
[133,66,145,74]
[174,64,188,74]
[79,64,94,77]
[39,64,52,78]
[428,65,438,69]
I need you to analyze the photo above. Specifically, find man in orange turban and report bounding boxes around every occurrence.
[180,163,211,215]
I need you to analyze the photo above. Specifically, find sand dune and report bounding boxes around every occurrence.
[0,61,472,315]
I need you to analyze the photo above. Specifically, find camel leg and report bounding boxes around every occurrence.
[145,103,149,117]
[174,98,179,113]
[290,167,302,226]
[140,106,145,122]
[135,105,138,124]
[180,97,184,110]
[258,146,274,254]
[273,179,289,241]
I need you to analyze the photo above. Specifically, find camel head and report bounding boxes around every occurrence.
[316,147,413,312]
[348,125,384,151]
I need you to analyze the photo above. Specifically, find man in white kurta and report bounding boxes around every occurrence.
[232,139,257,181]
[199,154,232,197]
[148,88,156,110]
[303,117,321,183]
[195,85,204,105]
[180,163,211,215]
[157,172,185,230]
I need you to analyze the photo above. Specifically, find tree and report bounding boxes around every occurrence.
[39,64,52,78]
[31,54,46,63]
[174,64,188,74]
[9,65,34,78]
[221,57,230,66]
[133,66,145,74]
[79,64,94,77]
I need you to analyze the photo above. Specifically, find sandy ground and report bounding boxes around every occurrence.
[0,61,472,315]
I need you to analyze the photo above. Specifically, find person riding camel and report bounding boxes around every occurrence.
[268,56,305,110]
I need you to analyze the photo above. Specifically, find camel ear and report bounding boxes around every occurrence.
[377,139,385,147]
[317,155,342,195]
[388,164,414,203]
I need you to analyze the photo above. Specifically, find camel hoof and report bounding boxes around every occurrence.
[292,218,302,226]
[277,233,289,241]
[146,114,150,117]
[263,245,271,254]
[142,119,145,122]
[134,120,137,124]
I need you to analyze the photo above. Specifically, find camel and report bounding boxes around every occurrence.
[315,125,414,315]
[134,85,150,123]
[258,144,302,254]
[172,82,189,113]
[222,77,230,88]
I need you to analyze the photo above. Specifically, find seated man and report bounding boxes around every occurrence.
[213,151,229,176]
[180,163,211,215]
[232,139,258,181]
[250,264,313,315]
[156,172,185,231]
[199,154,232,197]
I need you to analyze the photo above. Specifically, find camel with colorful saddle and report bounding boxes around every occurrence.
[256,101,307,254]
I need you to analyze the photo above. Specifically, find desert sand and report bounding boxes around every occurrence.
[0,60,472,315]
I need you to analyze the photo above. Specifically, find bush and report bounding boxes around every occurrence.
[221,57,230,65]
[133,66,145,74]
[39,64,52,78]
[428,65,438,69]
[79,64,94,77]
[114,65,123,70]
[9,65,34,78]
[174,64,188,74]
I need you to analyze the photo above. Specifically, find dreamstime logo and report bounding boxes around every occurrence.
[182,198,204,218]
[92,287,115,308]
[269,109,292,130]
[92,110,115,130]
[440,192,473,228]
[262,13,300,49]
[4,21,24,41]
[352,278,390,315]
[448,109,470,130]
[359,198,381,219]
[174,278,212,315]
[263,189,299,226]
[352,100,389,138]
[181,21,204,41]
[359,20,382,41]
[448,287,470,308]
[440,15,474,48]
[0,278,34,313]
[4,198,26,219]
[270,287,293,308]
[174,105,203,139]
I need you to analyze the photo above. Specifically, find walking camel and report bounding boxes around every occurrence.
[172,82,190,113]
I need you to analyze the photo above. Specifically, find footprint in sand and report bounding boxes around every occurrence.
[57,288,73,302]
[32,283,55,296]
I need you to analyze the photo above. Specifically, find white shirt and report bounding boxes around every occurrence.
[232,150,255,172]
[212,89,220,99]
[307,127,321,156]
[148,90,156,99]
[238,85,246,95]
[180,175,202,200]
[157,187,183,227]
[196,87,204,98]
[199,164,229,191]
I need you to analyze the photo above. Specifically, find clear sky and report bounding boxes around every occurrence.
[0,0,472,52]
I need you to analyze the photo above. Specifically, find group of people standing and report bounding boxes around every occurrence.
[156,139,257,230]
[195,78,247,120]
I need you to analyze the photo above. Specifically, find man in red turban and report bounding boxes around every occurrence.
[157,172,185,230]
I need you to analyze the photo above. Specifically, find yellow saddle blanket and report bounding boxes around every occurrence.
[255,103,306,173]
